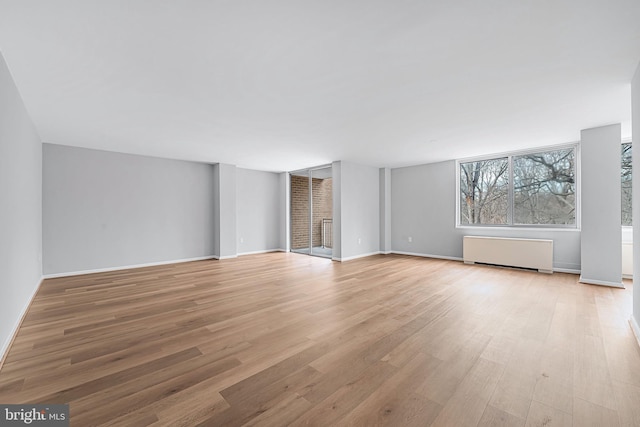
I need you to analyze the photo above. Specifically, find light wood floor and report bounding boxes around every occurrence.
[1,253,640,426]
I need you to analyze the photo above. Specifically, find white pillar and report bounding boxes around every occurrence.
[631,62,640,339]
[279,172,290,252]
[580,124,622,287]
[213,163,237,259]
[379,168,392,254]
[332,161,342,260]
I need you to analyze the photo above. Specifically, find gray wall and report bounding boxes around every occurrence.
[236,168,281,254]
[0,53,42,358]
[391,160,581,271]
[633,62,640,329]
[43,144,216,274]
[580,125,622,286]
[336,161,380,260]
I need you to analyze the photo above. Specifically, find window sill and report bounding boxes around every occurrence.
[456,225,581,232]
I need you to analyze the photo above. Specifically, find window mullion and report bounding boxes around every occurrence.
[508,155,514,225]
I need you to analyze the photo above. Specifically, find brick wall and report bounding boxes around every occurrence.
[290,175,333,249]
[312,177,332,248]
[291,175,309,250]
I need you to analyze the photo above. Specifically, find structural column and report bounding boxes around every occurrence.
[332,161,342,260]
[380,168,391,254]
[580,124,622,287]
[213,163,237,259]
[631,62,640,340]
[279,172,290,252]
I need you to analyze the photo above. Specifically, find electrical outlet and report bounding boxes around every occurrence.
[240,237,244,244]
[358,237,362,245]
[408,236,413,243]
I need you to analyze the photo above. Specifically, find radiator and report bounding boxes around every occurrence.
[463,236,553,274]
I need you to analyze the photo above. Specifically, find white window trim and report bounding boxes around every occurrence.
[621,140,632,228]
[455,142,581,230]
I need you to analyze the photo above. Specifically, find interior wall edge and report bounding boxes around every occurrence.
[333,251,382,262]
[631,58,640,333]
[0,276,43,372]
[630,317,640,349]
[42,255,218,279]
[390,251,463,262]
[578,276,625,288]
[236,249,285,256]
[553,268,581,275]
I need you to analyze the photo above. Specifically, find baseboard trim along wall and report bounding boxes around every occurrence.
[43,255,219,279]
[43,250,290,279]
[391,251,585,275]
[579,276,625,289]
[630,317,640,349]
[333,251,382,262]
[553,268,582,275]
[236,249,284,256]
[391,251,464,262]
[211,255,238,260]
[0,277,43,371]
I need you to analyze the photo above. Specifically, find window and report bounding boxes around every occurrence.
[622,142,632,226]
[458,146,577,227]
[459,158,508,225]
[513,148,575,225]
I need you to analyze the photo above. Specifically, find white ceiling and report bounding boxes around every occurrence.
[1,1,639,172]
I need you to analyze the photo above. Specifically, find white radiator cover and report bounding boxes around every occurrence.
[463,236,553,274]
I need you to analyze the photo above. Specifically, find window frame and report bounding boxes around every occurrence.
[455,143,580,230]
[621,139,632,228]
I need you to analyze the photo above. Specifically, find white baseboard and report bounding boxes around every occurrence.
[211,255,236,260]
[0,276,43,371]
[43,250,290,278]
[630,317,640,349]
[392,251,583,275]
[43,255,218,279]
[553,268,581,275]
[579,276,625,289]
[237,249,283,256]
[333,251,382,262]
[391,251,463,262]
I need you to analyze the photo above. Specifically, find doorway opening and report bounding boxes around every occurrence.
[290,165,333,259]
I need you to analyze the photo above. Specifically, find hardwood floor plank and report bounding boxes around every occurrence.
[477,405,525,427]
[336,352,443,427]
[289,360,398,426]
[152,390,230,427]
[71,356,242,426]
[573,397,620,427]
[0,253,637,426]
[32,346,203,404]
[239,392,312,427]
[429,357,505,427]
[573,334,618,410]
[525,401,572,427]
[416,331,492,406]
[489,368,538,420]
[613,380,640,426]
